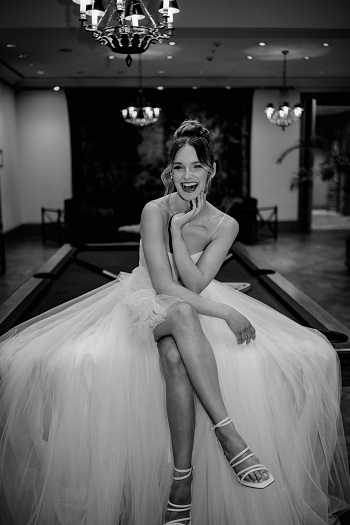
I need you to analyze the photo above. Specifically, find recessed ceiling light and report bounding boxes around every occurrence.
[319,70,325,75]
[28,63,34,67]
[18,54,28,59]
[192,86,198,90]
[37,71,45,75]
[108,55,115,59]
[304,56,310,60]
[258,42,266,46]
[157,70,165,74]
[6,43,16,48]
[167,55,174,59]
[225,86,232,90]
[323,42,330,47]
[157,86,164,90]
[53,86,60,91]
[169,41,176,46]
[246,55,253,60]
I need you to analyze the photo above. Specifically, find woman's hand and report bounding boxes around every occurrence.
[170,192,205,231]
[224,307,256,345]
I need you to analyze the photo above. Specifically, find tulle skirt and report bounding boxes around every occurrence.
[0,266,349,525]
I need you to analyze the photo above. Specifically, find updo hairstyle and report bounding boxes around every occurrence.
[161,119,215,195]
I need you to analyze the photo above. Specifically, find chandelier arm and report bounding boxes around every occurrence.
[138,0,157,27]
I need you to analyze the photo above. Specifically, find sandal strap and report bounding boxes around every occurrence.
[164,519,191,525]
[173,465,194,481]
[228,446,250,465]
[236,464,268,481]
[230,450,254,468]
[167,502,192,512]
[210,416,232,431]
[165,501,192,525]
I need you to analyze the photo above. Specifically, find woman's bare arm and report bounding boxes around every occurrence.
[140,202,255,342]
[171,214,238,294]
[140,203,244,321]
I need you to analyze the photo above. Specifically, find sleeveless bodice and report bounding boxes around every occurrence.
[139,240,202,284]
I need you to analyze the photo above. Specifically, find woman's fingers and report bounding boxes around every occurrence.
[236,325,256,344]
[249,324,256,340]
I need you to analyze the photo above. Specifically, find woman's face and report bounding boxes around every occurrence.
[171,144,211,201]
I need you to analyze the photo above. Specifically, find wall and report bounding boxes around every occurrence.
[16,90,72,227]
[0,82,20,231]
[250,90,301,223]
[1,86,303,233]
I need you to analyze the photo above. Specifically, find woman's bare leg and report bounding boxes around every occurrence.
[158,336,195,524]
[158,336,195,468]
[154,302,269,484]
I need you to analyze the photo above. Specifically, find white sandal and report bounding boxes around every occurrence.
[211,417,274,489]
[164,466,194,525]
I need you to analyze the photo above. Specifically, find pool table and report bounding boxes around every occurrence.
[1,241,349,383]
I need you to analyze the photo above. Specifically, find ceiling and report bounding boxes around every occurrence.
[1,0,350,91]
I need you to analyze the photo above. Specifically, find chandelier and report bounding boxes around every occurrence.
[264,50,303,131]
[72,0,180,66]
[121,55,161,126]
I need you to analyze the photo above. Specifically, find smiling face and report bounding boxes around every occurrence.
[172,144,214,201]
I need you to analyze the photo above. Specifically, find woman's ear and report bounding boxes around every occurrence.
[211,162,217,179]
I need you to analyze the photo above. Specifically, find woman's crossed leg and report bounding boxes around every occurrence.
[154,302,270,522]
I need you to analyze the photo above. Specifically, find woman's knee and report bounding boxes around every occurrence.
[158,335,183,370]
[169,302,199,327]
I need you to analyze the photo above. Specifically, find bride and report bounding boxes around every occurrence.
[0,119,349,525]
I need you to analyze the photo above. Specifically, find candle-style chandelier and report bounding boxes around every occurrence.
[121,55,161,126]
[72,0,180,66]
[264,50,303,131]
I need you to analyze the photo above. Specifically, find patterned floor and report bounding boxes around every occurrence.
[312,209,350,230]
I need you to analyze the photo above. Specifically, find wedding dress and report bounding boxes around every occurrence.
[0,242,349,525]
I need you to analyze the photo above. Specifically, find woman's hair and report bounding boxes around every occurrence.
[161,119,215,195]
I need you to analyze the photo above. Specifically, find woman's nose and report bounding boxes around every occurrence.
[183,167,192,179]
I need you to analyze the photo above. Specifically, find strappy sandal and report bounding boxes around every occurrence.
[211,416,274,489]
[164,465,194,525]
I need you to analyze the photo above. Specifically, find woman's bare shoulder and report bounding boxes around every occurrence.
[143,196,168,212]
[141,197,169,227]
[207,203,238,237]
[208,202,237,224]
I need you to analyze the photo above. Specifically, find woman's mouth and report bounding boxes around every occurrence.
[181,182,199,193]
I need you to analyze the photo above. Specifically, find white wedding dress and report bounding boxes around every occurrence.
[0,242,349,525]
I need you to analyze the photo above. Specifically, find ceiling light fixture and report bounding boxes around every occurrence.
[264,50,303,131]
[72,0,180,67]
[121,54,161,126]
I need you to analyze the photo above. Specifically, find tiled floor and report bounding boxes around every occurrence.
[1,227,350,523]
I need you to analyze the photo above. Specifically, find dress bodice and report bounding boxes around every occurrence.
[139,241,202,284]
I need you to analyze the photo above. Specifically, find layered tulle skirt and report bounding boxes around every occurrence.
[0,266,349,524]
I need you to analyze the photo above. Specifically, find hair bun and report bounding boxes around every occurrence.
[174,119,210,142]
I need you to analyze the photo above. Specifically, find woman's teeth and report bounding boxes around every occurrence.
[181,182,199,193]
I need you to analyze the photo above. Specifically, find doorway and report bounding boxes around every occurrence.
[299,92,350,233]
